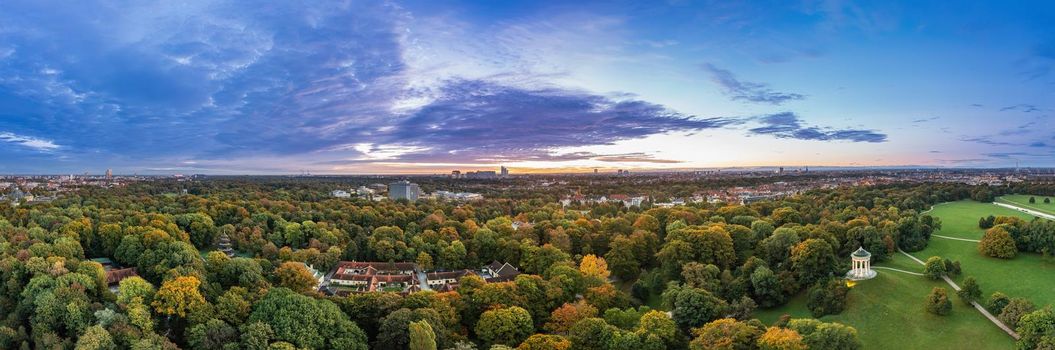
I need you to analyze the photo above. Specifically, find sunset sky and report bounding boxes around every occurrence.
[1,0,1053,174]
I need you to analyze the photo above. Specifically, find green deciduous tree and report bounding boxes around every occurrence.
[409,320,437,350]
[475,307,534,347]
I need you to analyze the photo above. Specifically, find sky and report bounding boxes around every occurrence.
[0,0,1053,174]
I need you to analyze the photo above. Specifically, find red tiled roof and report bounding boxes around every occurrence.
[106,268,138,285]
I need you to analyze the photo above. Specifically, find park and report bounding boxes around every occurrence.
[756,196,1055,349]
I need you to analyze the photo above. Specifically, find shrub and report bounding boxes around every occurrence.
[986,292,1011,315]
[978,226,1017,259]
[998,298,1035,329]
[922,256,946,280]
[979,215,996,229]
[943,259,961,276]
[1029,197,1037,204]
[924,287,951,316]
[956,277,982,305]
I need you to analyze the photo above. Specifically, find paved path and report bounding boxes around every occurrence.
[872,266,924,276]
[931,234,980,243]
[898,249,1021,340]
[994,202,1055,221]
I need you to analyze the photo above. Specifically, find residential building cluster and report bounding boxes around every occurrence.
[324,260,520,295]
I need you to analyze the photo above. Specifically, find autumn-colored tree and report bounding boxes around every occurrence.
[152,276,206,318]
[978,226,1017,259]
[274,262,318,293]
[416,252,435,271]
[579,254,611,286]
[545,301,599,334]
[757,327,806,350]
[517,334,572,350]
[690,318,765,350]
[922,256,946,280]
[924,287,952,316]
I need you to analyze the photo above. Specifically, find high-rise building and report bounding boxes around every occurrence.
[500,166,509,177]
[388,180,421,201]
[105,168,113,179]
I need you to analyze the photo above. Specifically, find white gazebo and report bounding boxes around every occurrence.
[845,247,876,281]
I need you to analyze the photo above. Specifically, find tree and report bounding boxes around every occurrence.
[1046,198,1052,204]
[416,252,435,271]
[757,327,806,350]
[979,227,1017,259]
[987,292,1011,315]
[1016,308,1055,350]
[1030,197,1037,204]
[750,266,785,308]
[74,325,116,350]
[956,277,982,305]
[475,306,534,347]
[663,284,728,331]
[690,318,765,350]
[409,320,437,350]
[579,255,611,286]
[152,276,206,318]
[568,318,618,350]
[979,215,996,229]
[790,239,837,287]
[376,308,448,350]
[635,310,681,349]
[187,318,238,350]
[545,301,598,334]
[517,334,571,350]
[922,256,946,280]
[786,319,861,350]
[273,262,317,293]
[605,237,641,280]
[116,276,156,306]
[807,279,849,317]
[240,322,274,350]
[998,298,1036,329]
[247,288,368,349]
[924,287,952,316]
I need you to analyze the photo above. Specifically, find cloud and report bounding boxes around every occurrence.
[748,112,887,142]
[592,153,682,163]
[375,79,732,163]
[0,132,60,152]
[702,64,804,105]
[911,117,939,123]
[1000,104,1040,113]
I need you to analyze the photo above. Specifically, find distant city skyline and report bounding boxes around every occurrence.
[1,1,1053,174]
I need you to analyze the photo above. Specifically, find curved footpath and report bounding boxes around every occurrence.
[871,266,924,276]
[898,249,1021,340]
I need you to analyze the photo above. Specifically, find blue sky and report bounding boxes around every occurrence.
[0,0,1052,174]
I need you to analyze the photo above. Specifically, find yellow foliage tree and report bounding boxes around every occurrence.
[579,254,610,285]
[757,327,806,350]
[152,276,206,318]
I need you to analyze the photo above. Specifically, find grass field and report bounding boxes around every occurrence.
[913,200,1055,307]
[755,253,1012,350]
[998,194,1055,216]
[753,199,1055,349]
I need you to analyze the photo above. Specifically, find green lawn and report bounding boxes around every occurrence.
[755,253,1012,350]
[913,200,1055,306]
[924,200,1033,239]
[998,194,1055,216]
[752,200,1055,349]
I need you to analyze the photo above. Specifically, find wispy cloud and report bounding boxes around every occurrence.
[0,132,60,152]
[702,64,804,105]
[748,112,887,142]
[1000,104,1040,113]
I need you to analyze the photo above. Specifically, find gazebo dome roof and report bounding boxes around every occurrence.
[852,247,871,258]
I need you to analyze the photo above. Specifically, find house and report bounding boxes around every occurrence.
[105,268,138,293]
[480,261,520,283]
[328,261,420,293]
[331,190,351,198]
[426,270,475,289]
[334,261,417,275]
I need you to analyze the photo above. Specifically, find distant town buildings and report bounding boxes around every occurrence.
[454,166,510,179]
[432,190,483,201]
[501,166,509,177]
[388,180,421,201]
[331,189,351,198]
